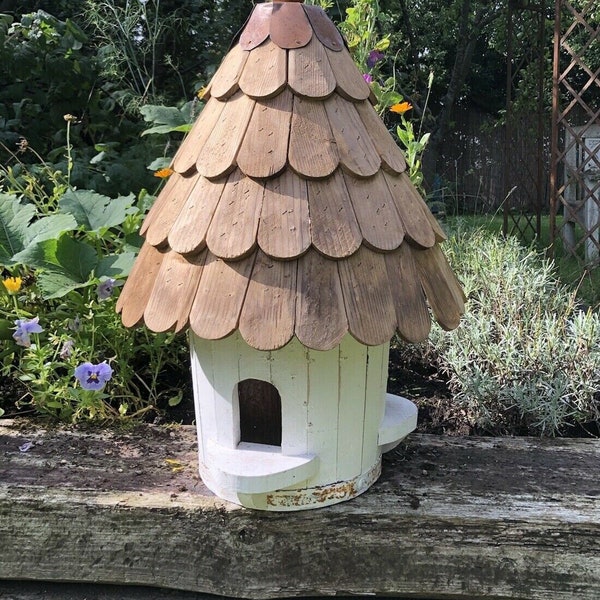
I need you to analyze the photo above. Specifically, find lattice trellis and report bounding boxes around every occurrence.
[550,0,600,264]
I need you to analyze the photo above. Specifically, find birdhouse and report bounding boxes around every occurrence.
[116,0,465,510]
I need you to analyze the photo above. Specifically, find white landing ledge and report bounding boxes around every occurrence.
[205,440,318,495]
[378,393,418,453]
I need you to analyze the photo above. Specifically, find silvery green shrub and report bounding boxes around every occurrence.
[427,228,600,435]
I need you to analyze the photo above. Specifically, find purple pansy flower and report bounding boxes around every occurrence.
[74,361,113,391]
[367,50,384,69]
[96,278,122,301]
[13,317,43,347]
[363,73,373,84]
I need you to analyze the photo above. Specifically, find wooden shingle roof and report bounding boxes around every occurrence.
[116,0,465,351]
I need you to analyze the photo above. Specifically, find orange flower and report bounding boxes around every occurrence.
[154,167,174,179]
[3,276,22,294]
[390,101,413,115]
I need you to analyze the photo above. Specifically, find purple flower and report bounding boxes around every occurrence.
[367,50,384,69]
[60,339,75,359]
[363,73,373,84]
[74,361,113,391]
[13,317,43,347]
[96,278,122,301]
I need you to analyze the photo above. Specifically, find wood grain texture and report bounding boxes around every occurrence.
[143,249,207,333]
[205,170,264,260]
[302,4,344,52]
[324,94,380,178]
[306,169,362,258]
[4,424,596,599]
[143,172,202,248]
[188,251,255,340]
[239,250,297,350]
[338,245,397,345]
[325,46,371,101]
[383,171,436,248]
[288,35,336,99]
[343,170,405,251]
[239,2,272,51]
[288,96,338,178]
[168,176,227,255]
[208,43,248,100]
[196,91,255,180]
[258,169,310,259]
[385,244,431,342]
[238,39,287,99]
[269,1,312,49]
[355,100,407,173]
[414,244,465,331]
[295,249,348,350]
[139,171,181,236]
[116,243,165,328]
[236,89,292,179]
[171,97,226,175]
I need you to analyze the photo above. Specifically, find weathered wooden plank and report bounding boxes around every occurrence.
[143,248,207,333]
[116,242,165,328]
[144,172,202,248]
[239,3,272,51]
[306,169,362,258]
[257,170,311,260]
[354,99,407,173]
[324,46,371,101]
[337,244,398,346]
[238,250,297,351]
[343,170,405,251]
[172,98,226,174]
[288,35,336,99]
[324,94,381,178]
[238,40,287,99]
[197,91,255,180]
[383,170,436,249]
[288,96,339,179]
[295,249,348,351]
[236,90,292,179]
[385,243,432,343]
[168,176,227,256]
[205,170,264,260]
[188,251,254,340]
[414,243,465,331]
[209,43,248,100]
[1,422,598,600]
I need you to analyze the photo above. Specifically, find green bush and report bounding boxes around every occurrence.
[424,227,600,435]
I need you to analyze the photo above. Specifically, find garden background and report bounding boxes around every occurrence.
[1,0,599,437]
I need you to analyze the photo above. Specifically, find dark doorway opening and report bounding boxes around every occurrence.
[238,379,282,446]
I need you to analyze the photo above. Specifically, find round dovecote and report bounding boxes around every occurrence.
[117,0,464,510]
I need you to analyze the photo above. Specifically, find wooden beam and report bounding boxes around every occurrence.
[0,421,598,599]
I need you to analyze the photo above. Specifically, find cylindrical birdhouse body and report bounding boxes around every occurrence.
[190,332,417,510]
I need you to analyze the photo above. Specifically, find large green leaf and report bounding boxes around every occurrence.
[13,235,98,298]
[59,190,135,232]
[0,194,36,266]
[24,213,78,246]
[96,252,137,278]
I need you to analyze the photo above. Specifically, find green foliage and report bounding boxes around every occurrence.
[0,162,186,423]
[423,228,600,436]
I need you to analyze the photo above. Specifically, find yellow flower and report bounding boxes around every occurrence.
[196,86,208,100]
[154,167,174,179]
[3,276,22,294]
[390,102,413,115]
